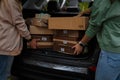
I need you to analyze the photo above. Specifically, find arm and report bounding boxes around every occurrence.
[8,0,31,40]
[72,22,102,55]
[75,8,92,17]
[8,0,37,49]
[72,34,91,55]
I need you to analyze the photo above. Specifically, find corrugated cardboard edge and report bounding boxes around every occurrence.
[30,25,54,35]
[48,17,89,30]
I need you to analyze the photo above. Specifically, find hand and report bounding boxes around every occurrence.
[28,39,37,49]
[25,18,32,25]
[72,43,84,55]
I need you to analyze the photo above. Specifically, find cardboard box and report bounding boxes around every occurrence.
[53,30,85,41]
[32,18,48,27]
[32,34,53,42]
[48,17,89,30]
[54,30,80,37]
[53,44,74,55]
[53,39,77,46]
[30,25,54,35]
[36,42,53,48]
[27,42,53,49]
[53,36,78,41]
[53,40,77,55]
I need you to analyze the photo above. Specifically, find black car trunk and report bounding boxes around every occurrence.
[11,1,98,79]
[12,37,100,80]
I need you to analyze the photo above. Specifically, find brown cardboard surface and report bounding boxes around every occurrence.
[53,41,76,55]
[53,39,77,46]
[30,25,54,35]
[36,42,53,48]
[54,30,80,37]
[27,42,53,49]
[32,18,48,27]
[48,17,89,30]
[53,39,77,54]
[53,36,78,41]
[32,34,53,42]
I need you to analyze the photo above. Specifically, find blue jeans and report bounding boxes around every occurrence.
[95,50,120,80]
[0,55,14,80]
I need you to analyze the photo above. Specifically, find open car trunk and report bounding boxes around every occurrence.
[12,37,100,80]
[11,1,98,80]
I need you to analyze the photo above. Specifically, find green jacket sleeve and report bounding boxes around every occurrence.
[85,0,111,38]
[85,23,102,38]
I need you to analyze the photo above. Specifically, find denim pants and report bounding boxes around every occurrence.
[95,50,120,80]
[0,55,14,80]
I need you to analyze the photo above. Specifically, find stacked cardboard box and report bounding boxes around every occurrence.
[27,13,54,49]
[48,17,89,55]
[32,18,48,27]
[28,25,54,49]
[53,30,85,55]
[32,13,50,27]
[28,16,89,54]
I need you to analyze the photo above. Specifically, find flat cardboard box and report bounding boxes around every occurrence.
[53,36,78,41]
[53,39,77,46]
[27,42,53,49]
[30,25,54,35]
[53,40,77,55]
[48,17,89,30]
[31,34,53,42]
[32,18,48,27]
[54,30,80,37]
[53,44,74,55]
[37,42,53,48]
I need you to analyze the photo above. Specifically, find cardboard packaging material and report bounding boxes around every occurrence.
[34,13,50,27]
[48,17,89,30]
[32,34,53,42]
[36,42,53,48]
[54,30,80,37]
[53,30,85,41]
[53,36,78,41]
[30,25,54,35]
[27,42,53,49]
[53,44,75,55]
[53,39,77,55]
[32,18,48,27]
[27,34,53,49]
[53,39,77,46]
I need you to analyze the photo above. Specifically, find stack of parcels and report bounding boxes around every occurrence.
[28,13,54,49]
[32,13,50,27]
[53,30,84,55]
[48,17,89,55]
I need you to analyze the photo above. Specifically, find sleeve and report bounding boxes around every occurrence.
[90,0,100,10]
[85,0,103,38]
[85,24,102,38]
[8,0,31,40]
